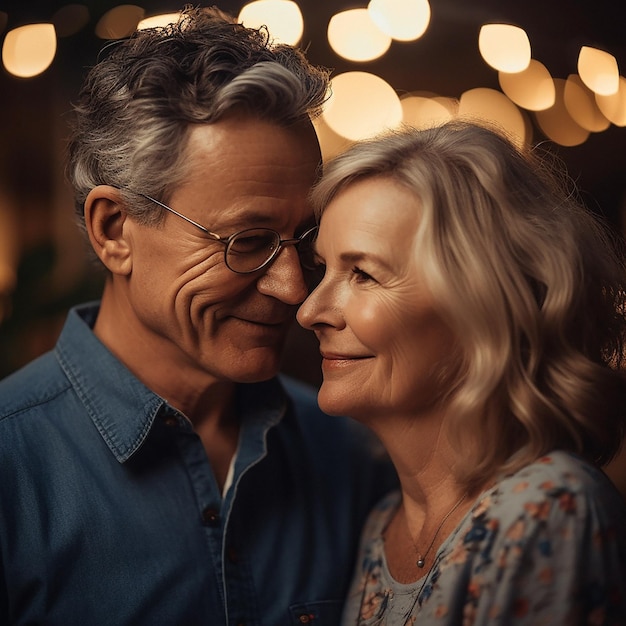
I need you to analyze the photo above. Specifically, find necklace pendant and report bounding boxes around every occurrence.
[416,557,425,568]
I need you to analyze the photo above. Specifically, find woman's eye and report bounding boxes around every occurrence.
[352,266,374,283]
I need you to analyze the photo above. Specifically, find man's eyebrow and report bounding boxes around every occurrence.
[209,208,283,230]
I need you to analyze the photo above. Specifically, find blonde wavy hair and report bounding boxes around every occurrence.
[311,120,626,490]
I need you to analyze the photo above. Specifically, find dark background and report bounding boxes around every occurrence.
[1,0,625,382]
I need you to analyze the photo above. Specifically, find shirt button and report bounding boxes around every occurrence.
[299,615,315,624]
[227,546,239,563]
[201,508,220,526]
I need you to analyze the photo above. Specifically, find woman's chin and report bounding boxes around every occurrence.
[317,386,344,417]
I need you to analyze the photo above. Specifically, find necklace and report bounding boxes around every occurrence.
[411,493,467,568]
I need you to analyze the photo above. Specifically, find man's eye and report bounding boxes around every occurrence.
[230,232,276,254]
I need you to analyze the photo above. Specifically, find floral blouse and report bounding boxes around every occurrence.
[341,451,626,625]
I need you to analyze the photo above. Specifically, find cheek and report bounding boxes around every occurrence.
[131,249,246,330]
[345,298,393,349]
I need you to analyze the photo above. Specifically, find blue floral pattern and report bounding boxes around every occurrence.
[342,451,626,625]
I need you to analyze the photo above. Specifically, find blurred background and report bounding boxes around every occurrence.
[1,0,625,384]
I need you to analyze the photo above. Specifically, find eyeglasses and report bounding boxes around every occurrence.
[134,192,318,275]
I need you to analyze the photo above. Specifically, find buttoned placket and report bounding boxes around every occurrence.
[159,407,232,624]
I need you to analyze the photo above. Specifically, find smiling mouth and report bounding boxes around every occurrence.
[231,314,291,326]
[233,317,291,331]
[320,353,373,362]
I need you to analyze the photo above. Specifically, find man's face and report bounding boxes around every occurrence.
[122,116,321,385]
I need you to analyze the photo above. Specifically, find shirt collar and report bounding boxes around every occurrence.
[55,302,289,464]
[55,303,168,463]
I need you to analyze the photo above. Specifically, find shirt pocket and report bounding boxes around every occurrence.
[289,599,343,625]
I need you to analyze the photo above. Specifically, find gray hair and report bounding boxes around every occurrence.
[311,120,626,489]
[67,5,329,230]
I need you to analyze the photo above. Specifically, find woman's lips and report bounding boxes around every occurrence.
[320,352,373,368]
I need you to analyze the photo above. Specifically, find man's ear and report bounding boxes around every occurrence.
[84,185,132,275]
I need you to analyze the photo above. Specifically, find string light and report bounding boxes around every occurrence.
[327,8,391,62]
[321,71,402,140]
[577,46,620,96]
[478,24,531,73]
[367,0,431,41]
[238,0,304,45]
[498,60,555,111]
[2,23,57,78]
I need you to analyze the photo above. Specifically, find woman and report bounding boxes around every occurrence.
[297,121,626,625]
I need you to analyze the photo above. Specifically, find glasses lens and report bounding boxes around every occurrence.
[227,228,279,273]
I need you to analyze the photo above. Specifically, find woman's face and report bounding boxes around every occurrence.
[297,176,459,422]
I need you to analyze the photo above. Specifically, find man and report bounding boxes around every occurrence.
[0,7,395,625]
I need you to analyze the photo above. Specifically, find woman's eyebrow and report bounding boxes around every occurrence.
[338,250,393,272]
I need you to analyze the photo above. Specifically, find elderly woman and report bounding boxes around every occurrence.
[298,121,626,625]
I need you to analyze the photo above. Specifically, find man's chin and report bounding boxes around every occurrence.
[227,351,283,384]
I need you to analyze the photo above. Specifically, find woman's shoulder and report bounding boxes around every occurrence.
[461,450,626,557]
[491,451,624,512]
[426,453,626,623]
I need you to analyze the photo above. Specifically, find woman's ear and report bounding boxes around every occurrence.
[84,185,132,275]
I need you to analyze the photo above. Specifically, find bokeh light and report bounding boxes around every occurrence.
[2,23,57,78]
[327,8,391,62]
[498,60,555,111]
[322,71,402,140]
[367,0,431,42]
[577,46,619,96]
[238,0,304,45]
[479,24,531,73]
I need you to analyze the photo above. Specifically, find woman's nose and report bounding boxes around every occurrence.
[296,287,318,329]
[297,275,343,330]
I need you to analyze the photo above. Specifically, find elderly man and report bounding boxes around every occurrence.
[0,7,395,625]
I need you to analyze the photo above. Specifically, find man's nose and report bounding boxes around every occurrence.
[256,245,309,305]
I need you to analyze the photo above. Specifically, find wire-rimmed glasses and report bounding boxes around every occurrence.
[132,191,319,275]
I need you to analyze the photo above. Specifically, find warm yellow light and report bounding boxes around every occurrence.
[458,87,528,148]
[322,72,402,140]
[95,5,144,39]
[327,9,391,62]
[2,23,57,78]
[312,116,355,162]
[535,78,589,146]
[498,59,555,111]
[577,46,619,96]
[563,74,610,132]
[137,13,181,30]
[238,0,304,45]
[367,0,430,42]
[478,24,531,73]
[401,94,454,128]
[595,76,626,126]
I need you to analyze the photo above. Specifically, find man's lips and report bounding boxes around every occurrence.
[225,313,292,326]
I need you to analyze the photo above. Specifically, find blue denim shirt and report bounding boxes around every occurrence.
[0,303,395,625]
